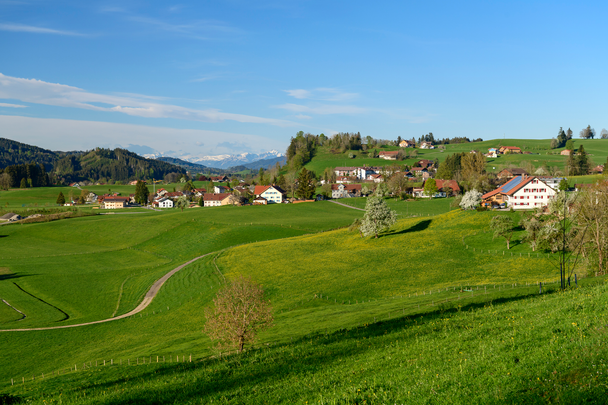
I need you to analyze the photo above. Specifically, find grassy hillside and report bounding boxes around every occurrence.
[3,279,606,404]
[304,139,608,176]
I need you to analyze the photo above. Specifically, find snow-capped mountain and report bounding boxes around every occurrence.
[189,150,284,169]
[126,144,285,169]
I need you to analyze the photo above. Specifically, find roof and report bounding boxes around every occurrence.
[331,184,362,191]
[501,146,522,150]
[334,166,358,171]
[482,176,538,199]
[379,151,399,156]
[411,167,427,172]
[499,168,529,176]
[254,185,286,196]
[104,196,129,202]
[203,193,232,201]
[433,179,460,192]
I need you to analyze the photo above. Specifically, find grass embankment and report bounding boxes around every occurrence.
[305,139,608,176]
[3,279,607,404]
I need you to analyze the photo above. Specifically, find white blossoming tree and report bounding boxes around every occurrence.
[459,189,483,210]
[360,196,397,238]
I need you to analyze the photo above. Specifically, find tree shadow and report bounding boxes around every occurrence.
[383,219,432,237]
[0,273,30,281]
[0,235,8,238]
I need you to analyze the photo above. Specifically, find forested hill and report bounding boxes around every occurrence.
[54,148,185,183]
[0,137,69,169]
[0,138,185,184]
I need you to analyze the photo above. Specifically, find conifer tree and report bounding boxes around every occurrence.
[56,191,65,205]
[135,180,150,205]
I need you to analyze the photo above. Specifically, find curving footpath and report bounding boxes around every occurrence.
[0,252,214,332]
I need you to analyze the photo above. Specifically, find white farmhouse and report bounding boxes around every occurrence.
[482,176,557,210]
[254,185,286,204]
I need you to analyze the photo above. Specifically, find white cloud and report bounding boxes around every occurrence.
[0,102,26,108]
[0,115,282,155]
[284,88,358,101]
[284,89,311,99]
[294,114,312,120]
[275,103,367,115]
[0,73,296,127]
[0,23,83,36]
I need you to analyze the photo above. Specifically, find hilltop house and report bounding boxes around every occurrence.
[419,142,435,149]
[498,146,522,154]
[482,176,556,209]
[497,168,529,180]
[399,140,414,148]
[378,151,399,160]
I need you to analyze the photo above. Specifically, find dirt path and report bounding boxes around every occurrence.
[328,200,365,211]
[0,253,214,332]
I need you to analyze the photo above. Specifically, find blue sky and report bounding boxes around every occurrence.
[1,1,607,157]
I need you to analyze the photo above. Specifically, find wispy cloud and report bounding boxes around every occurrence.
[0,73,296,127]
[275,103,367,115]
[127,15,242,40]
[0,102,26,108]
[284,88,358,101]
[0,22,84,36]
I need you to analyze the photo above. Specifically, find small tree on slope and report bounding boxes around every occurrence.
[490,215,515,250]
[360,196,397,238]
[204,276,273,353]
[56,191,66,205]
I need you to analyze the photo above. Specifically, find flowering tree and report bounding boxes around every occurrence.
[360,196,397,238]
[459,189,483,210]
[204,276,273,353]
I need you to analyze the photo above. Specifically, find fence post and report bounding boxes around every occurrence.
[539,282,542,294]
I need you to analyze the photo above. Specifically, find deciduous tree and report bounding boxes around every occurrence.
[490,215,515,250]
[459,189,482,210]
[175,195,188,212]
[360,196,397,238]
[204,276,273,353]
[423,178,438,198]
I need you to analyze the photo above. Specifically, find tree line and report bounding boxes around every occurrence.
[0,163,50,190]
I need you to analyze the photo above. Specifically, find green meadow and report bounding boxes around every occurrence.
[305,138,608,176]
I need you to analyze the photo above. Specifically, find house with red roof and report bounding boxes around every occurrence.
[498,146,522,154]
[202,193,232,207]
[331,184,362,199]
[254,185,286,204]
[413,179,460,198]
[378,151,399,160]
[482,176,556,209]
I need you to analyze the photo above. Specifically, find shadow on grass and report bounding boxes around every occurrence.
[0,274,29,281]
[384,219,432,237]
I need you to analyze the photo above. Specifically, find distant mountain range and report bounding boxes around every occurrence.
[124,145,285,170]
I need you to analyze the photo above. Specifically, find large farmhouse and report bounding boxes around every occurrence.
[254,185,286,204]
[482,176,556,209]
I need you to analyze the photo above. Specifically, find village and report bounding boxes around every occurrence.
[69,144,604,212]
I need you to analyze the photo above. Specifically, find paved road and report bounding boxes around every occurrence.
[328,200,365,211]
[0,252,214,332]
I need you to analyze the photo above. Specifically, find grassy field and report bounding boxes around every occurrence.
[305,139,608,177]
[2,278,606,404]
[1,186,606,403]
[0,181,208,211]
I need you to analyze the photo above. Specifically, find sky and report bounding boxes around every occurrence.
[1,0,608,157]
